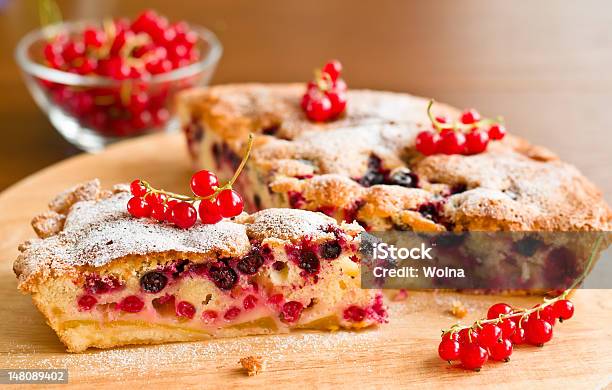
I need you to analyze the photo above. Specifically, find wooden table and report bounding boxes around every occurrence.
[0,133,610,389]
[1,0,611,202]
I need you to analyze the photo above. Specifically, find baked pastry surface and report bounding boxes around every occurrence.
[14,180,385,352]
[177,83,612,232]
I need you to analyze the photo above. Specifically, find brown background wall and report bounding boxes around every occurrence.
[1,0,610,201]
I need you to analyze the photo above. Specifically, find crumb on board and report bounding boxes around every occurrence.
[239,356,266,376]
[450,300,468,318]
[391,289,408,302]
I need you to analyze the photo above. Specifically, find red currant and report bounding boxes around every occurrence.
[478,323,502,348]
[438,129,466,155]
[415,130,439,156]
[498,319,517,339]
[190,170,220,197]
[130,179,147,197]
[164,199,180,221]
[322,59,342,82]
[457,328,479,345]
[305,93,333,122]
[552,299,574,321]
[326,89,347,117]
[510,326,526,345]
[170,202,197,229]
[243,295,258,310]
[301,85,315,110]
[127,197,151,218]
[442,332,459,342]
[144,192,167,206]
[459,343,488,371]
[488,124,507,140]
[198,198,223,224]
[460,109,481,125]
[84,27,105,48]
[464,129,489,155]
[529,305,556,326]
[333,78,347,92]
[487,303,513,320]
[489,338,513,362]
[217,189,244,217]
[438,338,461,362]
[525,318,553,346]
[175,301,196,319]
[150,203,167,222]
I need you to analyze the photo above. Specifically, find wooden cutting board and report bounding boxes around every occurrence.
[0,133,610,389]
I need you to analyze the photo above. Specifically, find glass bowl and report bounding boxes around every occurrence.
[15,21,222,152]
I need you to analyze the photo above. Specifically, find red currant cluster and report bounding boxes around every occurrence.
[416,101,507,156]
[127,135,253,228]
[438,295,575,371]
[301,60,347,122]
[41,10,199,136]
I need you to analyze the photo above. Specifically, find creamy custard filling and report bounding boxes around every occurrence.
[34,237,385,351]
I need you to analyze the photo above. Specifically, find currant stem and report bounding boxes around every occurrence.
[137,133,254,203]
[427,99,503,133]
[227,133,254,188]
[442,234,603,337]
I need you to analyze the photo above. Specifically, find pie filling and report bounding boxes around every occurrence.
[39,236,386,351]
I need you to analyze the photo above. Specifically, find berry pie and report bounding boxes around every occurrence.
[177,83,611,232]
[14,180,385,352]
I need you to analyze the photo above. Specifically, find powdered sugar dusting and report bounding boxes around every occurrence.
[2,330,382,378]
[240,208,340,241]
[14,192,357,286]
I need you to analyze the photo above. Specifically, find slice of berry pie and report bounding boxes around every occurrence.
[14,180,385,352]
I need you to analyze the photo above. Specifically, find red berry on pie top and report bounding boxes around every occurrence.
[322,59,343,82]
[415,130,439,156]
[333,78,347,92]
[217,189,244,217]
[130,179,147,197]
[127,196,151,218]
[149,203,166,222]
[170,202,197,229]
[438,129,466,155]
[198,198,223,224]
[460,109,481,124]
[302,60,347,122]
[144,192,167,207]
[190,170,219,197]
[488,124,507,140]
[464,129,489,155]
[305,93,333,122]
[326,89,347,117]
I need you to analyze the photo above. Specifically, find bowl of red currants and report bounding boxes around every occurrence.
[15,10,222,152]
